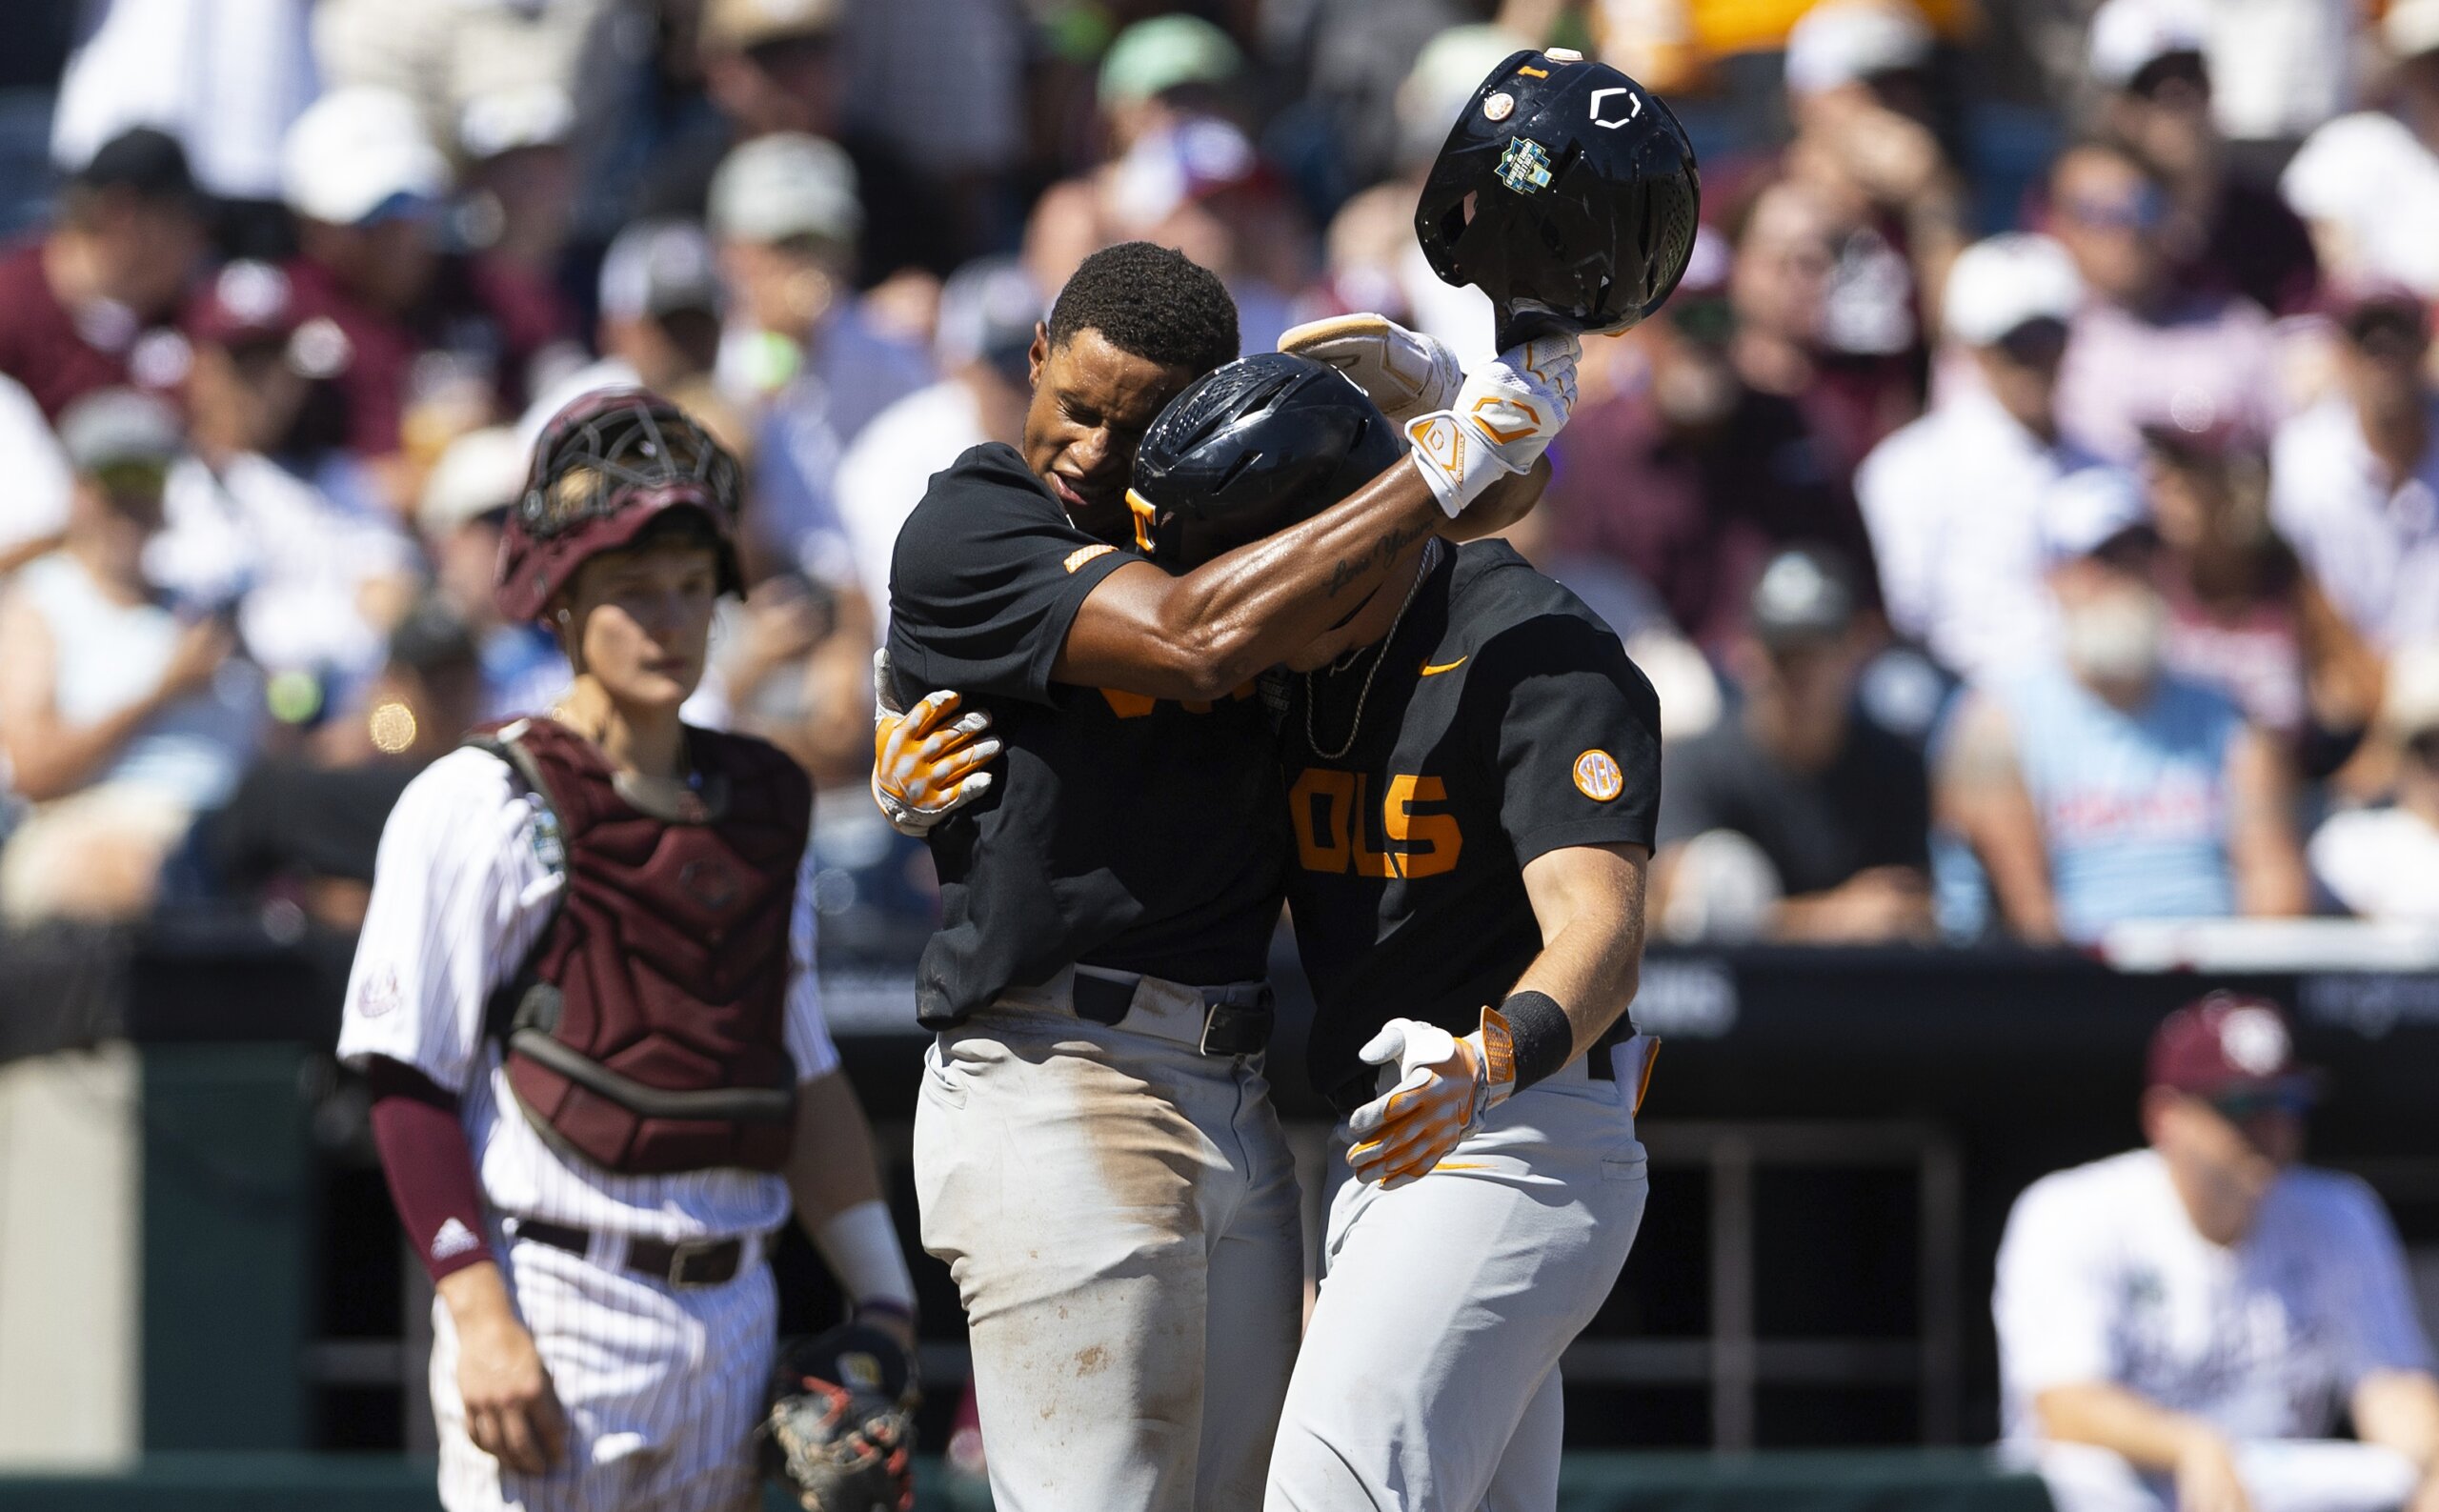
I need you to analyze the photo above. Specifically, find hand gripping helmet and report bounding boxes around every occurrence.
[1128,353,1406,573]
[1414,49,1701,346]
[497,389,746,621]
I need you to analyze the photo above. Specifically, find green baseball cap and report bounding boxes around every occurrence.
[1099,15,1243,110]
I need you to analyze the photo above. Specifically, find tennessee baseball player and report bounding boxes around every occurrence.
[1123,52,1694,1510]
[877,240,1578,1511]
[1128,342,1663,1512]
[338,391,917,1512]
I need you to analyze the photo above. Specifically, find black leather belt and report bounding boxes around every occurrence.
[514,1220,748,1288]
[1070,973,1275,1058]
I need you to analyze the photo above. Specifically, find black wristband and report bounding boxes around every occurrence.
[1498,991,1575,1089]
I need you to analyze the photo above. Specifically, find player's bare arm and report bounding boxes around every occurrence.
[784,1070,917,1349]
[1511,840,1653,1053]
[436,1260,570,1476]
[1055,454,1552,701]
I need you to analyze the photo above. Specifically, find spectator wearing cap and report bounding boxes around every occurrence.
[2088,0,2320,317]
[2045,138,2286,469]
[2267,288,2439,651]
[1779,0,1968,352]
[279,87,575,487]
[2139,415,2382,776]
[0,128,206,421]
[418,426,572,722]
[2282,0,2439,297]
[643,0,958,282]
[1021,14,1273,315]
[1938,477,2308,944]
[1858,233,2127,681]
[518,219,727,446]
[1728,176,1926,481]
[2310,645,2439,922]
[0,390,261,923]
[1543,225,1879,655]
[834,256,1038,633]
[707,131,931,585]
[1315,25,1522,369]
[147,259,419,718]
[1651,547,1932,943]
[1994,994,2439,1512]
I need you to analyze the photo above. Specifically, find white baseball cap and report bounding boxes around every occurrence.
[418,427,529,537]
[2038,465,2150,563]
[708,132,861,247]
[597,219,724,322]
[283,88,452,226]
[2390,0,2439,61]
[2087,0,2209,86]
[1943,232,2084,346]
[1784,0,1935,95]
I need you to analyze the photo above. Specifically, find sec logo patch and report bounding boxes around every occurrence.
[1573,749,1623,801]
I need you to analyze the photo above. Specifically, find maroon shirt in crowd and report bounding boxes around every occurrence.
[0,239,188,419]
[284,252,571,458]
[2189,181,2319,319]
[1545,386,1882,652]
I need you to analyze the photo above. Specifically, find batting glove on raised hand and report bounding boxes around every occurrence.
[1345,1010,1519,1187]
[871,651,999,837]
[1278,312,1464,423]
[1402,333,1582,518]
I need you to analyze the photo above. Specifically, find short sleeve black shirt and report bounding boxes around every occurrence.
[1654,712,1929,895]
[887,443,1288,1026]
[1280,541,1663,1109]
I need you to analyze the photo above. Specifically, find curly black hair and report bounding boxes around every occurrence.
[1045,241,1240,376]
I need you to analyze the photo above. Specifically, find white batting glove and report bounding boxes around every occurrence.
[1403,333,1582,518]
[1345,1011,1519,1188]
[871,650,999,837]
[1278,312,1464,424]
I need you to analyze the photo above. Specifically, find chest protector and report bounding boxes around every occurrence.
[474,716,810,1176]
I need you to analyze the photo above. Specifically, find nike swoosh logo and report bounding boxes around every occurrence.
[1420,656,1468,675]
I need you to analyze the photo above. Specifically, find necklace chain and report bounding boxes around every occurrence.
[1305,538,1440,762]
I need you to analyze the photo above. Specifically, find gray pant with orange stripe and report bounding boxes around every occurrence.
[1265,1052,1650,1512]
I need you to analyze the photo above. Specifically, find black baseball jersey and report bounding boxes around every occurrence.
[1280,541,1663,1110]
[887,443,1288,1027]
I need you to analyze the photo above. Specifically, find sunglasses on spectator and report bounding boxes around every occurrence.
[2127,51,2208,101]
[1994,317,2069,368]
[2407,728,2439,768]
[2059,186,2166,232]
[745,33,834,72]
[91,458,170,504]
[2345,306,2430,356]
[2207,1086,2312,1123]
[1665,295,1735,347]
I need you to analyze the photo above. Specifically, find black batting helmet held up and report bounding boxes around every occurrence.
[1128,353,1406,573]
[1415,49,1701,346]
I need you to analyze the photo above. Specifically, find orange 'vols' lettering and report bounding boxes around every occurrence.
[1288,769,1464,879]
[1290,769,1354,870]
[1099,682,1259,719]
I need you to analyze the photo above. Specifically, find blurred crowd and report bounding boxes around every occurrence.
[1,0,2438,951]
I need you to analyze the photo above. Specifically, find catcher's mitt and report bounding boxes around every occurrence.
[761,1323,918,1512]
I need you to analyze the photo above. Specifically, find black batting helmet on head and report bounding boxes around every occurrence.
[1414,49,1701,347]
[1128,353,1405,573]
[496,389,745,622]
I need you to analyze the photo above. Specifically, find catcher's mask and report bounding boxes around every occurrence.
[1414,49,1701,347]
[1129,352,1405,574]
[495,388,746,623]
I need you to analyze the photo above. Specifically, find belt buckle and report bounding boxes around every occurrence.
[1198,1003,1227,1058]
[665,1237,727,1288]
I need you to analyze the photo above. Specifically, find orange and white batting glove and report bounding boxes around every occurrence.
[872,651,999,837]
[1278,312,1464,424]
[1345,1008,1518,1188]
[1402,333,1581,518]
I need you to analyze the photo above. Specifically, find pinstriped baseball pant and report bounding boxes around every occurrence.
[431,1232,775,1512]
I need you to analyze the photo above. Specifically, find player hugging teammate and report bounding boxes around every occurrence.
[878,46,1699,1512]
[342,392,919,1512]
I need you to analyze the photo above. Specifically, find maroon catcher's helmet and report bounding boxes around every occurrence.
[496,389,746,622]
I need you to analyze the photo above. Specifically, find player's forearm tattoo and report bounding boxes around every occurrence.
[1325,518,1428,597]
